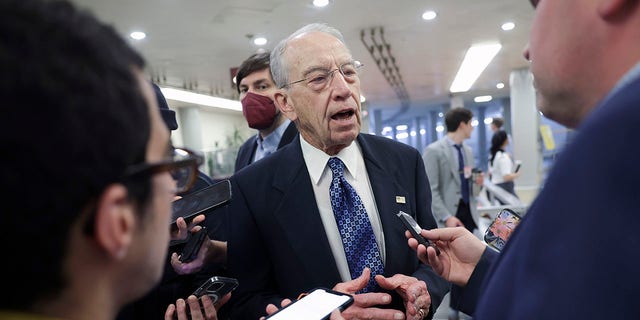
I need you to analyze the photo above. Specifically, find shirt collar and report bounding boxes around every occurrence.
[300,135,360,185]
[255,119,291,153]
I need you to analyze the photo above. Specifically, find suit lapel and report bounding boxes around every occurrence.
[271,137,341,284]
[357,135,413,277]
[442,139,460,186]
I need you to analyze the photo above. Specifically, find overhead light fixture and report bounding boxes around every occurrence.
[130,31,146,40]
[419,129,426,135]
[501,22,515,31]
[422,10,437,21]
[360,95,366,103]
[496,82,505,89]
[435,125,444,132]
[449,43,502,93]
[313,0,329,7]
[253,37,267,46]
[471,119,479,127]
[474,95,493,103]
[396,132,409,139]
[484,118,493,125]
[160,87,242,112]
[410,131,416,137]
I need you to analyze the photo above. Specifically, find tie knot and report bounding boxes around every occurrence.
[454,144,462,150]
[328,157,345,178]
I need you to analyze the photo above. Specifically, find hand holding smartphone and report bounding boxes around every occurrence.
[179,227,208,263]
[397,211,441,255]
[265,288,353,320]
[170,179,232,229]
[192,276,238,304]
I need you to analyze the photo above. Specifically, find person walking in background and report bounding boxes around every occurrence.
[422,108,483,320]
[488,130,520,202]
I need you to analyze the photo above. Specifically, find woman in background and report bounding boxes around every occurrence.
[489,130,520,203]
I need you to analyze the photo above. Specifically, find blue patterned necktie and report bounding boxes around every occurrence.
[327,157,384,293]
[454,144,470,203]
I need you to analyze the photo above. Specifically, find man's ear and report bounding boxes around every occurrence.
[598,0,636,20]
[274,91,297,122]
[93,184,136,260]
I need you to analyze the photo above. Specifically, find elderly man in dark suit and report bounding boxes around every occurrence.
[408,0,640,318]
[227,23,449,320]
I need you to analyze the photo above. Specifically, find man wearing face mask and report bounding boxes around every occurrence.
[235,52,298,172]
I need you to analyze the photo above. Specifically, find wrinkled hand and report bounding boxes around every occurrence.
[164,293,230,320]
[171,237,227,275]
[375,274,429,320]
[332,268,405,320]
[171,215,206,241]
[406,227,485,286]
[262,299,345,320]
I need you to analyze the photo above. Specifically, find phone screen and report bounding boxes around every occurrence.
[266,288,353,320]
[171,179,232,227]
[483,209,522,251]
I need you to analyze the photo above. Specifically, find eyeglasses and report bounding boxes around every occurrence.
[123,147,203,194]
[280,60,363,91]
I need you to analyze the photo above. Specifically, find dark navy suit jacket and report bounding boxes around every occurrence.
[458,75,640,319]
[227,134,450,319]
[234,121,298,172]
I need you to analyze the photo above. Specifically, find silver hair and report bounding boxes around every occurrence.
[270,23,348,89]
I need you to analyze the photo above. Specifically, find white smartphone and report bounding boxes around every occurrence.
[265,288,353,320]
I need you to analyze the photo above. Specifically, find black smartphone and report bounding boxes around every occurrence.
[179,227,208,263]
[514,161,522,173]
[483,208,522,251]
[171,179,232,228]
[265,288,353,320]
[192,276,239,304]
[397,211,440,256]
[173,276,239,319]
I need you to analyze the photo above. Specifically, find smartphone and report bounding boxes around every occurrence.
[179,227,208,263]
[483,208,522,251]
[514,161,522,173]
[396,211,440,256]
[265,288,353,320]
[192,276,239,304]
[173,276,239,319]
[171,179,232,228]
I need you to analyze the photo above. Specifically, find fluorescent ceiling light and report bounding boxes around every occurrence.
[396,132,409,139]
[419,129,426,135]
[449,43,502,93]
[396,124,408,131]
[474,95,493,103]
[471,119,479,127]
[435,125,444,132]
[484,118,493,125]
[496,82,505,89]
[160,87,242,112]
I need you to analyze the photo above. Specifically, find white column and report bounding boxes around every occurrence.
[510,68,541,204]
[178,106,203,150]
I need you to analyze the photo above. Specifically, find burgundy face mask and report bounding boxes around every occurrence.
[241,92,278,130]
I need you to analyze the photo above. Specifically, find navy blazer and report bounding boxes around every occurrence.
[459,75,640,319]
[234,121,298,173]
[227,134,449,319]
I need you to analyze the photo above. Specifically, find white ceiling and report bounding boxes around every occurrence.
[70,0,534,121]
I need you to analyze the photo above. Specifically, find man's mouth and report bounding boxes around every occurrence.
[331,110,355,120]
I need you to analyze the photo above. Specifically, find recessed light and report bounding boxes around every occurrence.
[422,10,437,21]
[360,95,366,103]
[253,37,267,46]
[496,82,505,89]
[129,31,146,40]
[474,95,493,103]
[313,0,329,7]
[501,22,515,31]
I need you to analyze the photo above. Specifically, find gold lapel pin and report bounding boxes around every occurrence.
[395,196,406,204]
